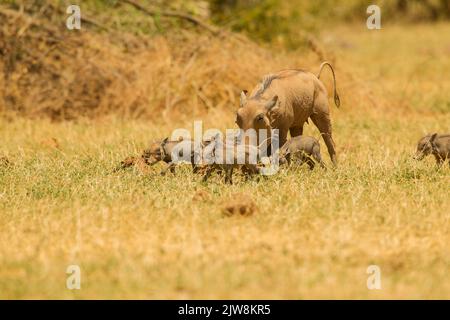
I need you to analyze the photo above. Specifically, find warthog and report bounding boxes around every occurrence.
[202,134,263,184]
[236,61,340,166]
[413,133,450,166]
[277,135,326,170]
[142,137,201,175]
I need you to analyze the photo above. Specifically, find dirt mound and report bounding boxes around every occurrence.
[0,4,150,120]
[192,189,211,202]
[0,2,322,121]
[222,193,258,217]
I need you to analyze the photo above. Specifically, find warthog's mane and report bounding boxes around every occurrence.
[251,74,278,99]
[251,69,305,99]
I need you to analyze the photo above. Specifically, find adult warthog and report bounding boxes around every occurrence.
[236,61,340,166]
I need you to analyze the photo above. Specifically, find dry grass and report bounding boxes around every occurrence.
[0,3,323,120]
[0,23,449,299]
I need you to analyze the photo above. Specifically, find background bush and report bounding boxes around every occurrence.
[210,0,450,48]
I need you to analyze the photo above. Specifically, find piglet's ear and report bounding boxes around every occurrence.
[240,90,248,108]
[430,133,438,142]
[162,137,169,145]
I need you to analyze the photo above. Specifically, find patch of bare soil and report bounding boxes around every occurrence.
[222,193,258,217]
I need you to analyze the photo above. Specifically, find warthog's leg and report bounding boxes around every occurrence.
[285,153,292,165]
[312,145,326,169]
[268,128,288,156]
[242,164,259,181]
[278,129,288,154]
[306,158,315,170]
[434,154,444,167]
[202,165,215,182]
[310,113,337,167]
[289,125,303,138]
[191,160,201,174]
[224,166,234,184]
[241,165,251,181]
[191,152,202,174]
[160,162,176,175]
[297,152,314,170]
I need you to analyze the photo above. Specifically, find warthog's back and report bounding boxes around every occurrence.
[251,70,325,116]
[436,134,450,152]
[250,69,313,98]
[289,135,319,150]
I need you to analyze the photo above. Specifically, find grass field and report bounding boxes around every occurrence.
[0,23,449,299]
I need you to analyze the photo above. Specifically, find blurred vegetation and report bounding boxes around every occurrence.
[0,0,212,37]
[1,0,449,118]
[209,0,450,48]
[2,0,448,48]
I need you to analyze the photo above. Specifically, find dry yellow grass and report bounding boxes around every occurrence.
[0,3,320,120]
[0,23,449,299]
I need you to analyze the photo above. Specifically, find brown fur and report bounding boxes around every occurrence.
[202,135,261,184]
[141,138,202,175]
[277,135,326,170]
[116,156,138,170]
[414,133,450,166]
[236,61,340,166]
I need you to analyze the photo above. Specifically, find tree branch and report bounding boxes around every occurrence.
[120,0,220,35]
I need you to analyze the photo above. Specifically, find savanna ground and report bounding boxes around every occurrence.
[1,17,450,298]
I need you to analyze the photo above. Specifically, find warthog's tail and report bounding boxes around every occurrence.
[317,61,340,108]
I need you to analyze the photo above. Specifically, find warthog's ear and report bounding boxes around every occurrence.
[265,95,279,111]
[161,137,169,145]
[240,90,248,108]
[430,133,438,142]
[430,133,438,150]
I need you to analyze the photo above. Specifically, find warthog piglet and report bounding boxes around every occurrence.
[414,133,450,166]
[277,135,325,170]
[202,134,263,184]
[142,137,201,175]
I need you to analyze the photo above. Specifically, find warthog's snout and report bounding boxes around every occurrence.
[276,152,288,165]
